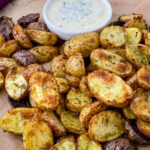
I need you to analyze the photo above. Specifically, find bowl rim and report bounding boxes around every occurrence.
[43,0,112,34]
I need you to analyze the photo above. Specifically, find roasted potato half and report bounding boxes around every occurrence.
[88,110,125,142]
[43,110,66,137]
[0,72,4,89]
[0,108,42,135]
[12,24,33,49]
[29,72,60,110]
[64,32,100,58]
[87,70,133,108]
[66,53,85,78]
[139,44,150,61]
[0,33,5,48]
[77,133,103,150]
[29,46,58,63]
[66,75,80,87]
[124,20,147,29]
[79,101,107,128]
[91,49,133,77]
[23,119,54,150]
[125,27,142,44]
[126,44,149,68]
[118,14,143,22]
[123,106,136,120]
[100,26,126,48]
[26,28,58,45]
[50,55,67,77]
[60,111,85,134]
[66,88,92,113]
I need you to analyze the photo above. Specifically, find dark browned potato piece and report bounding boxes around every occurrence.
[27,22,49,31]
[66,75,80,87]
[104,138,135,150]
[17,13,40,28]
[12,50,37,67]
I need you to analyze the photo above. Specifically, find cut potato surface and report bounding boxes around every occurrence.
[139,44,150,61]
[87,69,133,108]
[118,14,143,22]
[65,75,80,87]
[88,110,125,142]
[23,119,54,150]
[0,108,42,135]
[29,72,60,110]
[124,20,147,29]
[100,26,126,48]
[91,49,133,77]
[123,106,136,120]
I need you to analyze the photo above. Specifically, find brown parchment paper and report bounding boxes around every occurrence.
[0,0,150,149]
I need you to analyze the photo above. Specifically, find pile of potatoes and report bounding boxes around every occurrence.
[0,13,150,150]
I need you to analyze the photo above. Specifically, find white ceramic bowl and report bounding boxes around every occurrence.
[43,0,112,40]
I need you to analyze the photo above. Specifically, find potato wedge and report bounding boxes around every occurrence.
[60,111,85,134]
[50,55,67,77]
[124,20,147,29]
[87,70,133,108]
[77,133,103,150]
[100,26,126,48]
[106,48,126,58]
[137,119,150,138]
[55,77,69,94]
[26,28,58,45]
[0,108,42,135]
[0,33,5,48]
[79,101,107,128]
[66,88,92,113]
[88,110,125,142]
[12,24,33,49]
[118,14,143,22]
[23,119,54,150]
[91,49,133,77]
[126,44,149,68]
[123,106,136,120]
[64,32,100,58]
[29,46,58,63]
[0,72,4,88]
[125,27,142,44]
[29,72,59,110]
[43,110,66,137]
[66,75,80,87]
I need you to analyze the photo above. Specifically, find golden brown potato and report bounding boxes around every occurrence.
[0,33,5,48]
[66,75,80,87]
[130,90,150,122]
[26,28,58,45]
[79,101,107,128]
[144,31,150,47]
[0,72,4,89]
[138,44,150,61]
[124,20,147,29]
[126,44,149,68]
[118,14,143,22]
[29,72,60,110]
[86,64,97,73]
[77,133,103,150]
[43,110,66,137]
[100,26,126,48]
[50,55,67,77]
[88,110,125,142]
[64,32,100,58]
[60,111,85,134]
[29,46,58,63]
[125,27,142,44]
[0,108,42,135]
[123,106,136,120]
[55,77,69,94]
[66,88,92,113]
[137,65,150,89]
[133,88,144,98]
[91,49,133,77]
[12,24,33,49]
[79,76,92,97]
[23,119,54,150]
[87,70,133,108]
[66,53,85,78]
[137,119,150,138]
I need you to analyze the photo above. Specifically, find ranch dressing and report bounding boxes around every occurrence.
[47,0,109,31]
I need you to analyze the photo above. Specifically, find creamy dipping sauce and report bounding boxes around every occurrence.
[47,0,109,31]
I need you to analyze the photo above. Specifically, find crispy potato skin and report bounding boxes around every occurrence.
[64,32,100,58]
[26,28,58,46]
[123,106,136,120]
[118,14,143,22]
[12,24,33,49]
[100,26,126,48]
[50,55,67,78]
[23,119,54,150]
[87,70,133,108]
[88,111,125,142]
[66,75,80,87]
[91,49,133,77]
[0,33,5,48]
[124,20,147,29]
[29,72,60,110]
[79,101,107,128]
[0,72,4,88]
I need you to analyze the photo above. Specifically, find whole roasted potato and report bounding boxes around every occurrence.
[66,75,80,87]
[29,46,58,63]
[26,28,58,46]
[12,24,33,49]
[27,22,48,31]
[64,32,100,58]
[66,53,85,78]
